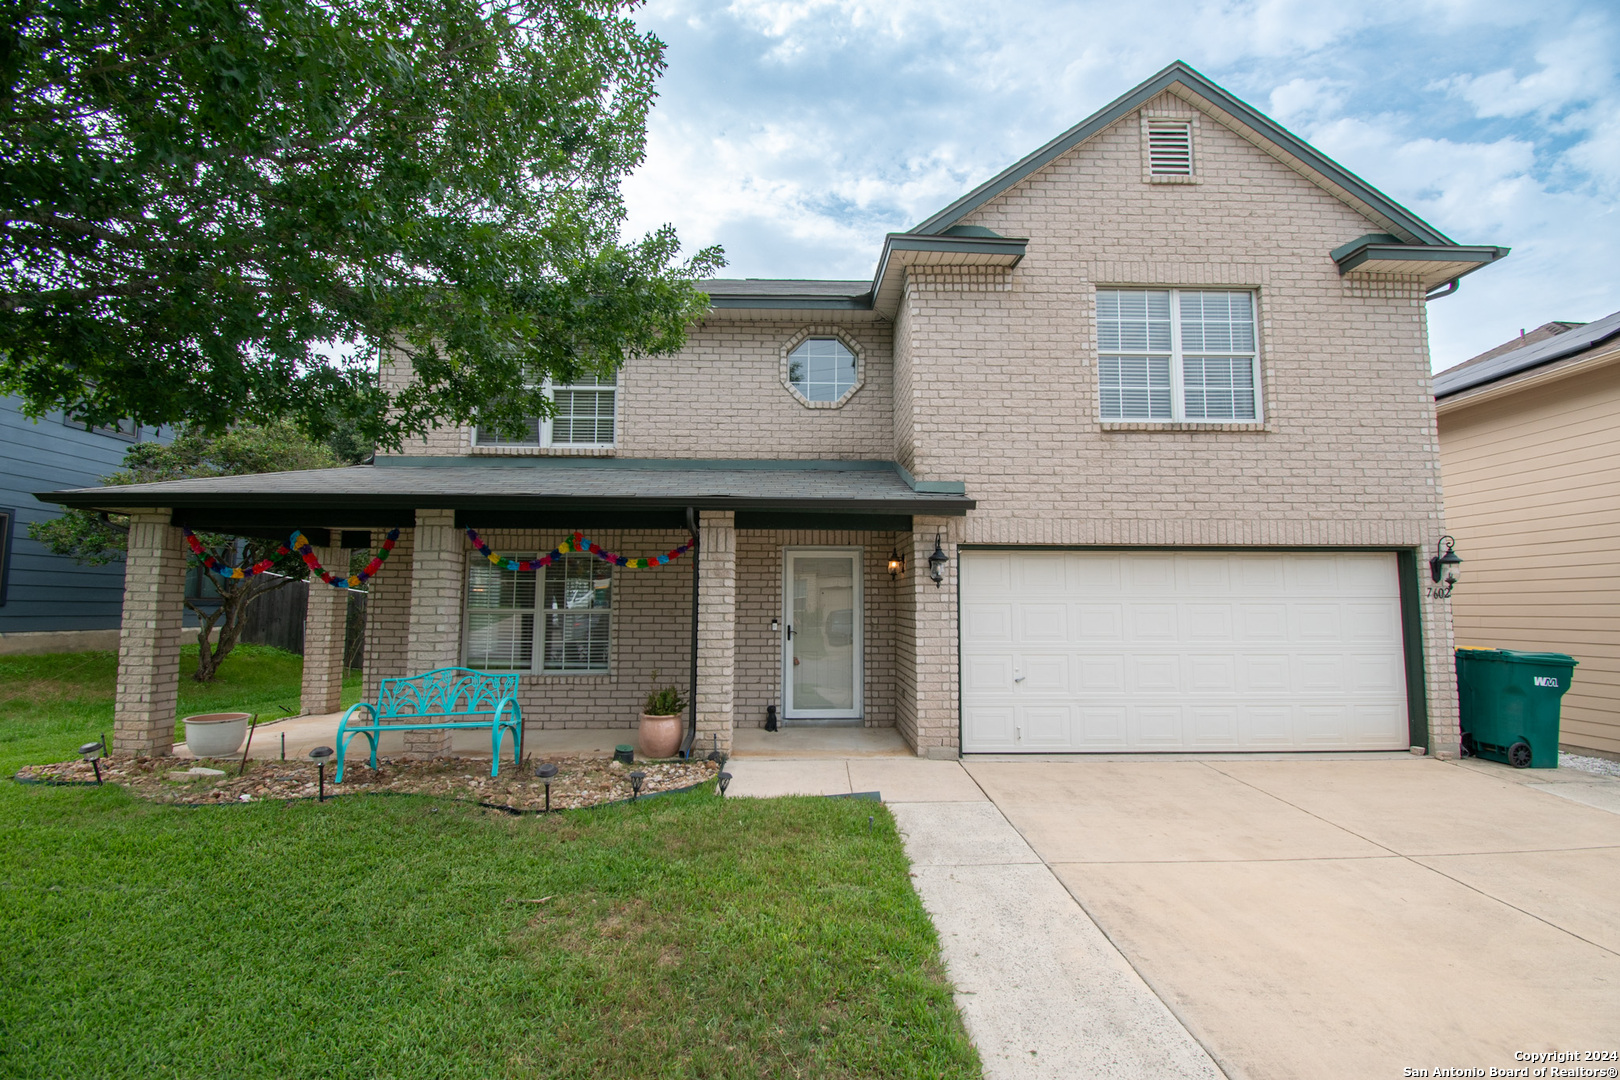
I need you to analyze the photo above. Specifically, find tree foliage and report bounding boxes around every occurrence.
[0,0,722,448]
[29,424,340,681]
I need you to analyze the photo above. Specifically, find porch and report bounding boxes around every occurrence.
[42,458,973,760]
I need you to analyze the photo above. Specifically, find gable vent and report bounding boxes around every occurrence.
[1147,120,1193,175]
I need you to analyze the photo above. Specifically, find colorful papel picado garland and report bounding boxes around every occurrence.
[181,527,400,588]
[288,529,400,588]
[465,528,695,571]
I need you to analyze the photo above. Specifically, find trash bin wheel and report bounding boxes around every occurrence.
[1507,741,1532,769]
[1459,733,1476,758]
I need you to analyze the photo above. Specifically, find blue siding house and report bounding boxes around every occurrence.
[0,395,174,652]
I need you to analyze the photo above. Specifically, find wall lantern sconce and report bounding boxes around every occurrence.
[927,531,948,587]
[1429,535,1462,598]
[887,547,905,580]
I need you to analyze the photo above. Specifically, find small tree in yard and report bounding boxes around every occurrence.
[30,425,339,681]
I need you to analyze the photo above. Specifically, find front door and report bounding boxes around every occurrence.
[783,548,863,720]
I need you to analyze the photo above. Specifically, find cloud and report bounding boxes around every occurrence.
[623,0,1620,366]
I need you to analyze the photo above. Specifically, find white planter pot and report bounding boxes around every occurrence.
[183,713,251,758]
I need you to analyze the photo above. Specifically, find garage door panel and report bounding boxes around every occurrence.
[1133,706,1184,745]
[1240,653,1291,693]
[1020,705,1073,748]
[963,603,1012,643]
[1020,654,1070,693]
[1013,554,1067,593]
[964,705,1016,750]
[959,550,1410,754]
[1128,605,1178,641]
[1243,705,1295,745]
[1189,707,1240,747]
[1078,605,1125,640]
[964,654,1014,693]
[1293,605,1343,641]
[1131,655,1182,693]
[1185,604,1235,641]
[1237,603,1289,641]
[1018,604,1067,642]
[1188,654,1238,693]
[1078,655,1125,692]
[1346,601,1400,642]
[1078,706,1128,747]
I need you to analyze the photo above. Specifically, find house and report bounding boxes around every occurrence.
[1435,310,1620,762]
[1,396,176,655]
[41,62,1508,759]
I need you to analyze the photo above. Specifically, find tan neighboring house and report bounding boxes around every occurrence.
[1435,310,1620,761]
[43,62,1508,761]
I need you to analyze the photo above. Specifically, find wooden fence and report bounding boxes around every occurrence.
[238,577,367,669]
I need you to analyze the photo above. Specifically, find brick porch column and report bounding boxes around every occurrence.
[113,510,186,755]
[404,510,465,755]
[904,517,960,760]
[300,544,349,716]
[695,510,736,754]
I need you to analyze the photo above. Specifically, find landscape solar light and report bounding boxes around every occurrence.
[629,770,646,800]
[535,762,558,812]
[79,741,105,785]
[717,771,732,797]
[308,745,334,802]
[927,531,948,586]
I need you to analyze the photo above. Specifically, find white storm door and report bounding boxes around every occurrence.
[783,548,863,719]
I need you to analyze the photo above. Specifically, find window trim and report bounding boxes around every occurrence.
[471,375,618,450]
[0,508,12,607]
[1095,287,1263,425]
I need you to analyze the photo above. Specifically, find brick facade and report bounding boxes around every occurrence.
[299,545,349,715]
[108,81,1466,761]
[113,511,186,755]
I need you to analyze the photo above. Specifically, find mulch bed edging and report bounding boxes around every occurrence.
[14,754,720,813]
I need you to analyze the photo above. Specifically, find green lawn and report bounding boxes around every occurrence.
[0,645,362,772]
[0,651,980,1079]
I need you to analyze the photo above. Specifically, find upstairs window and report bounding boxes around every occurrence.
[1146,120,1194,176]
[787,338,857,402]
[474,375,616,448]
[1097,289,1259,422]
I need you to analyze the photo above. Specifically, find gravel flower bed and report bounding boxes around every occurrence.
[15,754,719,811]
[1559,751,1620,778]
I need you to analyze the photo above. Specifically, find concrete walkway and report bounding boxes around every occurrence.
[727,748,1620,1080]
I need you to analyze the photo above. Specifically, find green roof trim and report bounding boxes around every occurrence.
[1332,238,1509,275]
[911,61,1456,247]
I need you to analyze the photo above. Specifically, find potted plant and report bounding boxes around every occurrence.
[638,672,688,759]
[182,712,252,758]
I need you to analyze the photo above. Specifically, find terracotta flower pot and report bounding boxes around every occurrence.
[637,712,683,759]
[182,712,251,758]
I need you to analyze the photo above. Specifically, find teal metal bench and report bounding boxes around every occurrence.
[334,667,522,782]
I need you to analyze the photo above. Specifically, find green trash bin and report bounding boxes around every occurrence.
[1455,648,1578,768]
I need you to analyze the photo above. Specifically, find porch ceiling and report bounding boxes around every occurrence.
[36,457,974,530]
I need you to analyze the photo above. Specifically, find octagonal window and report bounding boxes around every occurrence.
[787,338,857,402]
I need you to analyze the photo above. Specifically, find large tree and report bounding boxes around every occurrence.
[30,424,344,681]
[0,0,721,448]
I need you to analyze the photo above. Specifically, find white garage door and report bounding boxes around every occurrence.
[960,550,1411,753]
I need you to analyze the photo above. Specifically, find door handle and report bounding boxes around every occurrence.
[786,623,795,640]
[1014,674,1025,683]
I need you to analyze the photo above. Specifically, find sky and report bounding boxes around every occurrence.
[617,0,1620,372]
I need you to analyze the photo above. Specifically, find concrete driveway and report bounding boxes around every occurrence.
[728,747,1620,1078]
[965,755,1620,1079]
